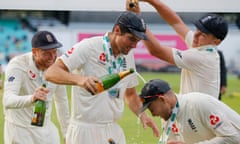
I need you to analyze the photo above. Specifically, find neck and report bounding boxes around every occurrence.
[168,92,177,109]
[108,32,119,57]
[33,56,45,71]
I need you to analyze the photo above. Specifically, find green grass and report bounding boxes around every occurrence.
[1,72,240,144]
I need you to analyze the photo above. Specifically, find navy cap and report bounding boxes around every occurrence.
[139,79,171,113]
[116,11,147,40]
[31,31,62,50]
[194,14,228,40]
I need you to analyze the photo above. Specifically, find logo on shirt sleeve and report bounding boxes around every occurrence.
[209,114,222,129]
[176,50,182,58]
[64,47,75,58]
[67,47,75,55]
[8,76,15,82]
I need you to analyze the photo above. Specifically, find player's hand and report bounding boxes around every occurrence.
[140,112,160,137]
[32,86,49,102]
[220,86,226,94]
[77,76,102,95]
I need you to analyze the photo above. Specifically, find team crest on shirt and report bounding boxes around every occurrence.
[171,123,179,133]
[98,52,106,65]
[28,70,37,80]
[171,123,181,137]
[209,114,223,129]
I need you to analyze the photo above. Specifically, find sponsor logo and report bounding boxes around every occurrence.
[122,57,127,70]
[188,119,198,132]
[176,50,182,58]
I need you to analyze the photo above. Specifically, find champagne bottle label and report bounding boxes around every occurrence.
[32,113,37,123]
[96,82,104,93]
[31,111,44,126]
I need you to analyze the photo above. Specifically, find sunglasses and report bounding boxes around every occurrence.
[140,94,162,103]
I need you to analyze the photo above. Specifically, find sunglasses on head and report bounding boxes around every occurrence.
[140,94,163,103]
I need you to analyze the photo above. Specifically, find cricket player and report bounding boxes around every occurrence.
[45,11,159,144]
[3,31,70,144]
[140,79,240,143]
[127,0,228,98]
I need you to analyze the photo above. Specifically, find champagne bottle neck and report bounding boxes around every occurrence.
[118,69,134,79]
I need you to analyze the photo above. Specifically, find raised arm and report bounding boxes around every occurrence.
[126,0,177,64]
[140,0,190,40]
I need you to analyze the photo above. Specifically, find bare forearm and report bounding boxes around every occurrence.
[45,64,79,85]
[142,0,189,39]
[144,28,175,64]
[147,0,182,26]
[124,88,142,116]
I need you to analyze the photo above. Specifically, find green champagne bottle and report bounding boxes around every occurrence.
[31,84,46,127]
[95,68,134,94]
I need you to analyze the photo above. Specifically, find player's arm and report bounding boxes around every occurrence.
[45,59,78,85]
[4,65,36,108]
[144,28,176,64]
[140,0,190,40]
[124,87,160,137]
[45,59,100,94]
[126,0,176,64]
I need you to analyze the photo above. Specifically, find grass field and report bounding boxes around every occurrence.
[0,72,240,144]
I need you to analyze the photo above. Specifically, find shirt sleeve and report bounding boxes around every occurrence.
[185,31,194,49]
[60,39,91,72]
[172,30,204,70]
[172,47,203,71]
[3,61,33,109]
[196,99,240,143]
[53,84,70,138]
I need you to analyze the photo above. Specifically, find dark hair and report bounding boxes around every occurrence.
[112,23,131,35]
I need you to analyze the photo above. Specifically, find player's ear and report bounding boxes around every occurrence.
[157,94,165,101]
[32,48,37,56]
[113,25,122,35]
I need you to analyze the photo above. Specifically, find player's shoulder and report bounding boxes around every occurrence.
[8,53,31,67]
[182,92,214,103]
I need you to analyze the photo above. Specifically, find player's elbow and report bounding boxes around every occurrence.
[45,67,54,82]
